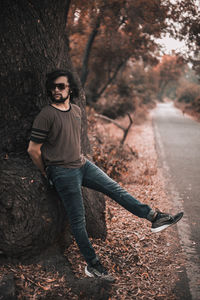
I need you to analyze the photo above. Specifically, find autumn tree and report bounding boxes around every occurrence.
[171,0,200,76]
[68,0,200,110]
[96,60,158,118]
[0,1,110,297]
[173,0,200,113]
[68,0,171,104]
[157,0,200,77]
[153,54,186,101]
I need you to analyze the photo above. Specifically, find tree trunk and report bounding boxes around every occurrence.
[80,15,101,87]
[86,58,129,104]
[158,80,168,102]
[0,0,106,264]
[95,59,129,101]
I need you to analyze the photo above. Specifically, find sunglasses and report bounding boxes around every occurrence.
[50,83,70,91]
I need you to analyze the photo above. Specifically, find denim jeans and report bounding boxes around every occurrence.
[46,159,151,264]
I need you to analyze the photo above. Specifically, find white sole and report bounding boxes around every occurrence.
[151,224,170,233]
[85,266,115,282]
[85,266,94,277]
[151,212,184,233]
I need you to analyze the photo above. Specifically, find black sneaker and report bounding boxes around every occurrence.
[85,260,115,282]
[151,211,183,233]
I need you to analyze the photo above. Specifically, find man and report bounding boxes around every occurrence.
[28,69,183,280]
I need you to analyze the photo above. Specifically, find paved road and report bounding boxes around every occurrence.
[152,102,200,300]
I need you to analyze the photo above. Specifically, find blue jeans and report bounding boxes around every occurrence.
[46,159,151,264]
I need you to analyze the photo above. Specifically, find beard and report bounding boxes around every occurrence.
[51,92,70,103]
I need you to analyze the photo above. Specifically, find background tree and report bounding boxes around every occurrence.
[0,2,108,296]
[153,54,186,101]
[170,0,200,115]
[68,0,200,113]
[96,60,158,119]
[175,66,200,115]
[172,0,200,76]
[68,0,171,104]
[158,0,200,78]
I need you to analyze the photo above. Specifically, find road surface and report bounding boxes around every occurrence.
[152,102,200,300]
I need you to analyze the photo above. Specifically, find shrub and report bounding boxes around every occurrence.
[87,108,133,180]
[99,96,136,119]
[176,81,200,103]
[192,97,200,112]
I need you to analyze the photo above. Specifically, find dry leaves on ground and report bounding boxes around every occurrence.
[66,111,186,299]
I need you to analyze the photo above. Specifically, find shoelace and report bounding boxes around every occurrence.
[157,212,173,221]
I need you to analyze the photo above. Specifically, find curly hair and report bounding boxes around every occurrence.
[46,69,79,101]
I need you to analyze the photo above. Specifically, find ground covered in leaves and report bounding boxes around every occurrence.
[66,110,186,299]
[0,109,186,299]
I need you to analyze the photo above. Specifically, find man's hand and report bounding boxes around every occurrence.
[28,141,54,188]
[40,172,48,186]
[41,171,54,188]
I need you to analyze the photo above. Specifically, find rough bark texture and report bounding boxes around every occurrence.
[0,0,106,262]
[0,274,16,300]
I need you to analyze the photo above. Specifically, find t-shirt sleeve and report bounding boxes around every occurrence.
[30,109,52,143]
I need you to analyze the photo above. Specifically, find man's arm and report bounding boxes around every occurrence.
[27,141,46,176]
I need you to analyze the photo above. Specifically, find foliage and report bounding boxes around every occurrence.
[66,0,200,121]
[176,80,200,104]
[68,0,199,105]
[98,97,135,120]
[128,61,158,105]
[95,60,157,119]
[95,81,137,119]
[170,0,200,75]
[68,0,171,103]
[92,143,131,180]
[153,54,186,101]
[192,97,200,113]
[87,108,133,179]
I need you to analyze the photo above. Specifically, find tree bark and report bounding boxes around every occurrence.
[0,0,106,263]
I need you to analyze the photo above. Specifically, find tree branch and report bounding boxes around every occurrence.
[94,113,133,145]
[95,59,129,100]
[81,15,101,87]
[120,113,133,145]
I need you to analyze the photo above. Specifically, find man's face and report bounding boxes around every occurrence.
[50,76,70,101]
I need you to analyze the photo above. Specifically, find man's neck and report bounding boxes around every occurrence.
[51,99,70,111]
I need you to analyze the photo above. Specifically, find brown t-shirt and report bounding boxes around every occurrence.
[30,104,86,168]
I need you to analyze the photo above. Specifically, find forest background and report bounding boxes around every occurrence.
[68,0,200,121]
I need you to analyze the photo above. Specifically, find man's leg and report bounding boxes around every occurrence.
[82,160,183,231]
[82,160,153,219]
[47,166,97,264]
